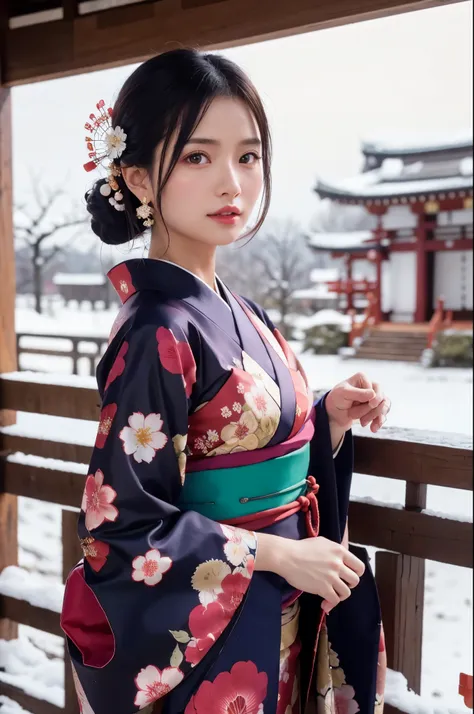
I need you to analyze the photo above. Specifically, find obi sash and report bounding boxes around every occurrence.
[178,443,311,520]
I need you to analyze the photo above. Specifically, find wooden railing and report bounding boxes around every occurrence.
[16,333,109,377]
[348,291,380,347]
[0,375,472,714]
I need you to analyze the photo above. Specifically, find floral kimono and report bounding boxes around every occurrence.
[61,258,385,714]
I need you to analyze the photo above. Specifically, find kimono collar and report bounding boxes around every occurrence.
[107,258,231,312]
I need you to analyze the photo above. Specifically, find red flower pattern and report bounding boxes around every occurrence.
[105,341,128,391]
[156,326,197,398]
[184,660,268,714]
[215,572,249,616]
[80,537,110,572]
[95,403,117,448]
[108,262,136,303]
[185,601,230,665]
[185,571,248,666]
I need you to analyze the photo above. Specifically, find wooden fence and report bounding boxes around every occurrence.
[16,333,109,377]
[0,375,472,714]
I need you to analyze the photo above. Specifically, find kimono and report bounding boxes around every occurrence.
[61,258,385,714]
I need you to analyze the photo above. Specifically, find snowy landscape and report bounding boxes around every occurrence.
[0,297,472,714]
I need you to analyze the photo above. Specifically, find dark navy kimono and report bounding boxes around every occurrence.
[61,259,384,714]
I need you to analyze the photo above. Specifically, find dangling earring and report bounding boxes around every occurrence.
[136,196,155,228]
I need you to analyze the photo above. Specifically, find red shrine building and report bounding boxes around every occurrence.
[308,134,473,358]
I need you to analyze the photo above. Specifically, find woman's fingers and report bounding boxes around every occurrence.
[343,550,366,577]
[339,564,360,589]
[360,396,390,428]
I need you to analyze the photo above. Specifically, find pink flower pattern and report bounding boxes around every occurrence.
[132,549,172,586]
[134,665,184,709]
[81,469,118,531]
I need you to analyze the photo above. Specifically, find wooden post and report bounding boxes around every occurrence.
[0,86,18,641]
[375,479,427,694]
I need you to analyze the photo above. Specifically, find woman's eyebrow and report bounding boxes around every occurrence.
[186,137,262,146]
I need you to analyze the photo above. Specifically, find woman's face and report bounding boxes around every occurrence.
[153,97,264,249]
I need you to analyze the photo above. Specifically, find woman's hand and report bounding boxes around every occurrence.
[255,533,365,612]
[326,371,391,435]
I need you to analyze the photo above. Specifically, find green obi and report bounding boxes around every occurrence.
[178,443,310,520]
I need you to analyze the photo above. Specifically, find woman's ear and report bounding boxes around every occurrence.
[121,166,153,203]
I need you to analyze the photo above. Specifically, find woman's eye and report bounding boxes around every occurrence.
[186,152,209,165]
[240,152,261,165]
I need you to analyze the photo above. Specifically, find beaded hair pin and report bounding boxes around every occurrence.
[83,100,127,212]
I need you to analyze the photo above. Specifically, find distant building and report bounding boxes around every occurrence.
[309,134,473,325]
[53,273,114,309]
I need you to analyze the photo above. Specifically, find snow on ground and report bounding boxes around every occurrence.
[1,301,472,712]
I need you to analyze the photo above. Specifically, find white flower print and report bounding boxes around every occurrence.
[242,351,281,407]
[232,402,242,413]
[237,383,245,394]
[191,559,231,605]
[132,549,172,586]
[206,429,219,444]
[220,410,259,452]
[221,406,232,418]
[194,437,206,453]
[221,525,256,566]
[105,125,127,159]
[245,383,280,421]
[134,665,184,709]
[119,412,167,463]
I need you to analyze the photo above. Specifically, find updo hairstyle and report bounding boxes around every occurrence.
[85,48,272,246]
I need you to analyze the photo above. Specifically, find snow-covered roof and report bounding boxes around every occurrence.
[309,268,340,283]
[361,130,473,157]
[292,287,337,300]
[308,231,375,251]
[53,273,106,286]
[316,171,473,202]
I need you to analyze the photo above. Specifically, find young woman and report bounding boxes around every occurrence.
[61,48,390,714]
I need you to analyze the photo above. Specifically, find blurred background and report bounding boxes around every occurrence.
[0,1,472,713]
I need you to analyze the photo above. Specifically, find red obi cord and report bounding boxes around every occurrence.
[222,475,320,538]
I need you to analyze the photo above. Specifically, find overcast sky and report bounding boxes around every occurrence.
[11,1,473,251]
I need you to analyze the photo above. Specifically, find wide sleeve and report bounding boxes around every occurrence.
[61,318,257,714]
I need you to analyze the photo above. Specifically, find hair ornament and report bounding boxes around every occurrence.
[83,99,127,172]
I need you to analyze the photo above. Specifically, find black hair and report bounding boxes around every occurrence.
[85,48,272,246]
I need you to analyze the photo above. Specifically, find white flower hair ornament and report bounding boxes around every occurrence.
[83,99,127,213]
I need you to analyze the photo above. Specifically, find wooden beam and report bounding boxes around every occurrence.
[0,85,18,642]
[2,0,461,86]
[0,431,92,464]
[0,594,62,637]
[353,431,473,490]
[1,459,85,507]
[0,680,63,714]
[0,377,100,420]
[349,500,472,568]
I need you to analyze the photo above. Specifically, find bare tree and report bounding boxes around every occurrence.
[310,198,376,233]
[218,219,315,338]
[14,177,88,313]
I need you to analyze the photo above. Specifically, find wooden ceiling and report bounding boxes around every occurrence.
[0,0,463,86]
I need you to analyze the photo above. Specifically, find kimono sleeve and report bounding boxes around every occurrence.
[61,319,257,714]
